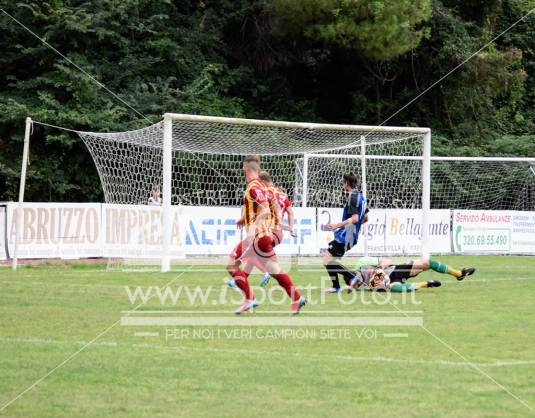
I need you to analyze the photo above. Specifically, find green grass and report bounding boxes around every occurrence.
[1,256,534,417]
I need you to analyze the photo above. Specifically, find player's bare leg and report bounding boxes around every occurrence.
[258,237,306,315]
[225,242,245,290]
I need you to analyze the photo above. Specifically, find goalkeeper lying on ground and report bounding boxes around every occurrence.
[347,256,476,292]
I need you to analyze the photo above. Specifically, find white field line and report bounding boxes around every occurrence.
[1,336,534,369]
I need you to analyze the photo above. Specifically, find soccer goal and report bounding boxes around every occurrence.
[74,113,433,271]
[12,114,535,270]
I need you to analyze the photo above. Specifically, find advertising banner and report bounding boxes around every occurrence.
[4,202,533,259]
[510,211,535,253]
[181,206,241,256]
[452,210,512,253]
[180,206,318,256]
[0,205,6,260]
[384,209,451,255]
[317,208,451,255]
[6,202,102,259]
[101,204,184,258]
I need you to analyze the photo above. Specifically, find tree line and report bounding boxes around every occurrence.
[1,0,534,203]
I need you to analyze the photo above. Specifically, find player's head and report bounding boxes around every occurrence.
[151,184,160,196]
[259,170,274,186]
[369,268,390,290]
[342,172,358,191]
[243,159,261,177]
[244,154,260,165]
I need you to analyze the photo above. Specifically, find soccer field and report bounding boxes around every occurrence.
[1,255,534,417]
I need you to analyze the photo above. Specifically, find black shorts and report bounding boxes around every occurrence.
[389,263,415,283]
[327,240,353,258]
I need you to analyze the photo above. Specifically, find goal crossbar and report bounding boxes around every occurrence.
[164,113,431,135]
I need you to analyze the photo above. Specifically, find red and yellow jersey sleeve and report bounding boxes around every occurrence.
[275,188,291,215]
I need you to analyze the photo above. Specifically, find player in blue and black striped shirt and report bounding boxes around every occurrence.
[323,172,368,292]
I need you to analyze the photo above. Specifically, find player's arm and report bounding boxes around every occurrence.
[326,194,366,230]
[286,206,296,237]
[285,198,296,237]
[326,216,356,231]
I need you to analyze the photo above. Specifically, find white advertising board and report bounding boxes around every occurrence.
[4,202,534,259]
[511,211,535,253]
[101,204,184,258]
[317,208,451,255]
[0,205,6,260]
[453,211,512,253]
[453,210,535,254]
[180,206,318,256]
[6,202,102,259]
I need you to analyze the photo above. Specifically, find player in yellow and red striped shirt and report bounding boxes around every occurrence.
[259,171,295,245]
[225,156,306,315]
[258,171,296,287]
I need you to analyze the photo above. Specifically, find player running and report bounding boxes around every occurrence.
[258,170,296,287]
[347,256,476,292]
[322,172,368,293]
[225,156,306,315]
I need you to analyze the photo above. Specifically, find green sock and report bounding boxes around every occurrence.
[390,283,416,292]
[429,259,448,274]
[429,259,461,277]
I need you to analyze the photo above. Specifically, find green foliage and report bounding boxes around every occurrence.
[0,0,534,202]
[270,0,432,61]
[423,2,529,140]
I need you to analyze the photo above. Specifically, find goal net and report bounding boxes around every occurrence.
[76,114,431,270]
[430,158,535,210]
[28,113,532,270]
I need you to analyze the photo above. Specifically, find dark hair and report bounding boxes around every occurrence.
[343,172,358,188]
[259,170,272,183]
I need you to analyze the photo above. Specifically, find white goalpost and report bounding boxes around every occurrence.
[12,114,535,270]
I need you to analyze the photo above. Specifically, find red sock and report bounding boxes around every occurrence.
[229,267,243,278]
[272,273,300,302]
[233,270,254,300]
